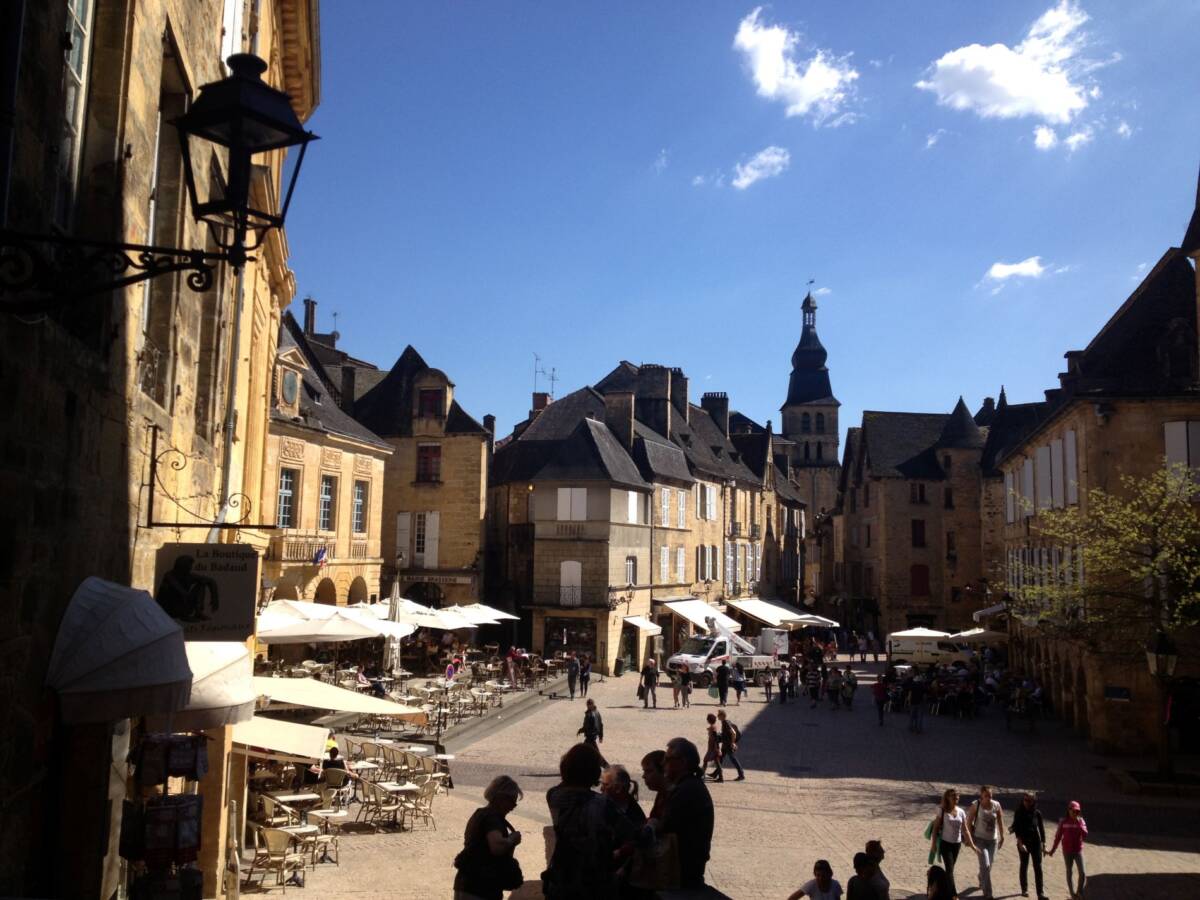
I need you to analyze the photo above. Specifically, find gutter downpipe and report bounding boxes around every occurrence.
[0,0,26,227]
[206,263,248,543]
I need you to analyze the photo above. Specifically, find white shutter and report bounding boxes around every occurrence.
[678,489,686,528]
[572,487,588,521]
[696,484,703,517]
[711,545,719,581]
[725,541,734,584]
[1036,446,1052,510]
[628,490,638,524]
[1021,459,1035,516]
[557,487,571,521]
[425,511,440,569]
[1064,430,1079,505]
[1051,439,1065,508]
[706,485,716,520]
[220,0,245,70]
[755,543,762,579]
[1004,471,1015,523]
[395,512,411,564]
[800,509,806,539]
[661,488,670,525]
[676,547,686,581]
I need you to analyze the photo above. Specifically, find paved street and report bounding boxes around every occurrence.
[304,659,1200,899]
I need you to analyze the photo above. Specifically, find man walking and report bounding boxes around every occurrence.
[907,675,926,734]
[828,667,843,710]
[566,652,579,700]
[841,666,858,710]
[871,677,887,725]
[576,698,608,766]
[714,659,731,707]
[716,710,744,781]
[640,657,659,709]
[805,663,821,708]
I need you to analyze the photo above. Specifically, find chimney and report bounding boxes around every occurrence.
[483,414,496,455]
[340,365,356,414]
[604,391,635,450]
[701,392,730,437]
[670,367,690,423]
[636,364,672,440]
[531,392,551,414]
[303,296,316,335]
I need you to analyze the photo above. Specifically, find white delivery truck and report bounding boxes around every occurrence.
[886,630,972,667]
[666,618,788,687]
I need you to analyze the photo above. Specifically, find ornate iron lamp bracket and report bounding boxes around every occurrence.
[0,229,243,316]
[145,424,277,530]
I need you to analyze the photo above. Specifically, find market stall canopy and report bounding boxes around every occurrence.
[662,599,741,633]
[456,602,519,622]
[263,598,341,620]
[888,627,952,640]
[787,613,840,628]
[252,675,426,722]
[146,642,255,731]
[339,603,419,639]
[972,602,1008,622]
[726,598,808,629]
[46,577,193,723]
[256,612,380,644]
[623,615,662,637]
[232,715,328,763]
[950,628,1007,644]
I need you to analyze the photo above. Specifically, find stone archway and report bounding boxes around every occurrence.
[315,578,337,605]
[348,576,369,605]
[406,581,445,607]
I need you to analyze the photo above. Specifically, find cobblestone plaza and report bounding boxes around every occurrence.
[306,660,1200,899]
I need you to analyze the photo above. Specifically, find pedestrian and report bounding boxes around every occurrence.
[714,659,731,707]
[1009,792,1048,900]
[871,678,887,725]
[641,749,669,821]
[908,676,927,734]
[579,654,592,698]
[929,787,975,900]
[670,668,681,708]
[656,737,715,889]
[452,774,524,900]
[841,666,858,710]
[716,709,744,781]
[640,658,659,709]
[1047,800,1088,899]
[858,635,869,663]
[806,664,821,708]
[576,698,607,767]
[828,667,843,710]
[731,662,747,705]
[846,852,885,900]
[764,666,774,702]
[871,636,880,664]
[926,865,953,899]
[777,664,788,704]
[787,859,843,900]
[968,784,1004,900]
[864,840,889,898]
[702,713,723,781]
[566,653,579,700]
[680,667,692,708]
[600,764,645,826]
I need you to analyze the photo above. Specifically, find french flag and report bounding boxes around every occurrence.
[313,546,328,568]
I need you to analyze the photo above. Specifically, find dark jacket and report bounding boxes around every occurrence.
[542,787,636,899]
[660,773,714,889]
[719,719,739,753]
[567,659,580,679]
[640,665,658,687]
[579,709,604,741]
[714,664,730,688]
[1010,805,1046,846]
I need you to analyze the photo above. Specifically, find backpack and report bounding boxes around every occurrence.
[730,722,741,744]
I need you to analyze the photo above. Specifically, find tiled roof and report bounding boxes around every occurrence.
[533,419,649,490]
[860,411,950,479]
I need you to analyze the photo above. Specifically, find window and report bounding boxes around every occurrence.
[910,564,931,597]
[804,443,811,461]
[710,545,719,580]
[676,546,686,581]
[627,490,639,524]
[850,526,859,548]
[220,0,246,69]
[816,413,825,434]
[943,454,952,471]
[850,489,857,512]
[418,388,444,418]
[677,489,686,528]
[277,468,297,528]
[865,524,871,548]
[801,413,811,433]
[1064,430,1079,504]
[414,512,426,555]
[816,443,823,461]
[194,190,229,440]
[944,487,954,509]
[946,530,956,554]
[416,443,442,482]
[560,561,582,607]
[660,546,670,583]
[625,556,637,585]
[352,481,368,533]
[725,542,734,584]
[1036,445,1052,510]
[56,0,96,226]
[1164,421,1200,475]
[863,481,870,507]
[319,475,337,531]
[661,488,670,526]
[911,519,926,548]
[1021,458,1035,517]
[556,487,587,521]
[910,483,926,504]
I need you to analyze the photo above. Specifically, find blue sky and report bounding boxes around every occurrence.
[286,1,1200,444]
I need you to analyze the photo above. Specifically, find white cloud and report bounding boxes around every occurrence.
[925,128,948,149]
[691,172,727,189]
[654,148,669,174]
[812,287,832,297]
[731,146,791,190]
[1131,261,1148,281]
[1064,127,1093,151]
[1033,125,1059,149]
[916,1,1096,125]
[734,7,859,126]
[1116,120,1132,138]
[691,175,706,187]
[986,256,1048,281]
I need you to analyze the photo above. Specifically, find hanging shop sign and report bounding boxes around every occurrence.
[153,543,260,641]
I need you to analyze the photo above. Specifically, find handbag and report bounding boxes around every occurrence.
[926,812,944,864]
[707,685,719,699]
[637,684,646,700]
[454,814,525,891]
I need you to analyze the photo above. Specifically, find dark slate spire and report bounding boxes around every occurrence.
[1183,163,1200,256]
[784,292,836,406]
[938,396,985,449]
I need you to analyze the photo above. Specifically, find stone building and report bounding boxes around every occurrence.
[489,362,807,674]
[835,398,992,636]
[264,313,391,607]
[0,1,318,896]
[997,244,1200,755]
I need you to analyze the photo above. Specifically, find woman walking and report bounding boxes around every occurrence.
[566,653,579,700]
[731,663,747,705]
[967,785,1004,900]
[452,775,524,900]
[579,655,592,698]
[670,668,681,708]
[702,713,723,781]
[930,788,976,900]
[1048,800,1088,899]
[680,668,692,708]
[1009,792,1048,900]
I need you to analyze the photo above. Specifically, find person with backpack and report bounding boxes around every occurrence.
[576,699,607,767]
[715,709,744,781]
[566,653,580,701]
[967,784,1005,900]
[453,775,524,900]
[1009,792,1048,900]
[1047,800,1088,899]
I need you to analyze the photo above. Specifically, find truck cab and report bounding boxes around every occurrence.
[667,633,730,686]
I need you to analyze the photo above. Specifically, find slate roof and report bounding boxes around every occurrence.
[980,398,1047,476]
[784,293,839,408]
[1183,167,1200,256]
[677,404,760,485]
[533,419,649,490]
[353,345,488,438]
[632,421,693,484]
[275,315,391,450]
[729,411,766,435]
[516,387,606,441]
[837,427,863,498]
[937,397,986,449]
[859,411,950,480]
[773,467,804,504]
[730,429,771,479]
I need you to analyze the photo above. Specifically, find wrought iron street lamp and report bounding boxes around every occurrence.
[1,54,317,314]
[1146,630,1179,678]
[1146,630,1179,777]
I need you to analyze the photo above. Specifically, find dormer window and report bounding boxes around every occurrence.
[418,388,444,418]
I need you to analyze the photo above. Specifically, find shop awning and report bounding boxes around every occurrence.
[252,676,426,722]
[257,611,381,644]
[972,602,1008,622]
[46,577,193,723]
[146,642,256,732]
[888,627,951,640]
[232,715,328,763]
[623,615,662,636]
[725,598,808,629]
[662,599,741,633]
[787,613,840,628]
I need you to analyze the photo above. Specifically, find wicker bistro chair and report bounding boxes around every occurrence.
[259,795,300,828]
[259,827,309,891]
[360,780,403,831]
[400,776,439,830]
[320,767,354,810]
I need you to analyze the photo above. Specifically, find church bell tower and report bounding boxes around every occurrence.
[781,292,840,512]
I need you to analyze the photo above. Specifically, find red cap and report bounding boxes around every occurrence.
[1068,800,1081,811]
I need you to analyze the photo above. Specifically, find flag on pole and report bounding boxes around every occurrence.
[313,546,327,568]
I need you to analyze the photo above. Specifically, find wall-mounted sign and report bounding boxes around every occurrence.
[406,574,474,585]
[154,543,260,641]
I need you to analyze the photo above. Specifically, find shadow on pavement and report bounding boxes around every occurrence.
[1080,872,1200,898]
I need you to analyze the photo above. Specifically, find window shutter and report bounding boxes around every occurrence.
[1035,446,1052,510]
[628,490,638,524]
[1064,430,1079,504]
[696,484,703,517]
[1021,459,1035,516]
[572,487,588,521]
[677,546,685,581]
[755,543,762,579]
[425,511,440,568]
[1004,472,1015,523]
[1051,439,1065,508]
[707,485,715,520]
[557,487,571,521]
[220,0,245,71]
[660,546,669,583]
[696,546,703,580]
[725,542,733,584]
[395,512,411,564]
[711,545,719,581]
[661,488,670,526]
[678,489,686,528]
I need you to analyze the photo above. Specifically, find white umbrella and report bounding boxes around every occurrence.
[455,602,519,622]
[390,597,478,631]
[888,627,952,640]
[263,598,341,620]
[785,613,840,628]
[146,642,256,731]
[257,611,380,644]
[949,628,1007,644]
[338,606,417,640]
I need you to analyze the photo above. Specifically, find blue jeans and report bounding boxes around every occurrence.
[977,838,996,897]
[1064,851,1086,896]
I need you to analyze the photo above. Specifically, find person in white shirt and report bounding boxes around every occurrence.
[931,788,977,900]
[787,859,843,900]
[968,785,1005,900]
